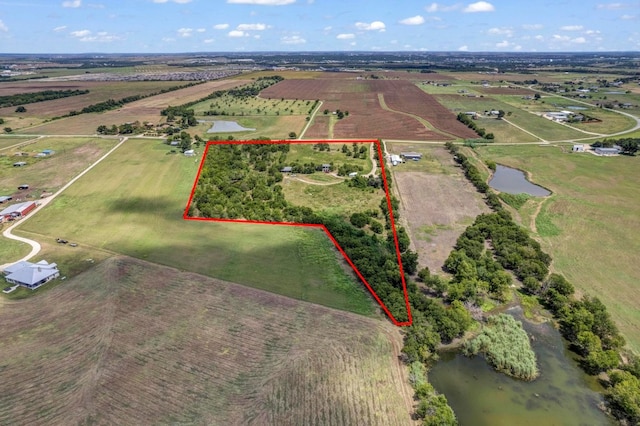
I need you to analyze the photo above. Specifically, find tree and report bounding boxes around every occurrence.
[619,139,639,156]
[4,127,12,133]
[15,106,26,113]
[288,131,297,139]
[350,212,369,228]
[534,93,541,100]
[0,118,4,125]
[497,110,506,119]
[323,109,329,115]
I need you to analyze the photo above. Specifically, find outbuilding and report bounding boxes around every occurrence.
[572,144,585,152]
[13,161,27,167]
[0,201,37,220]
[595,147,620,156]
[390,154,402,166]
[401,152,422,160]
[281,166,293,173]
[0,196,12,204]
[322,164,331,173]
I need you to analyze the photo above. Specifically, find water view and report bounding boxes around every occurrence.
[489,165,551,196]
[429,308,614,426]
[201,120,256,133]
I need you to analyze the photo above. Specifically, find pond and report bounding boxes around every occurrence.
[201,120,256,133]
[489,165,551,196]
[567,105,588,110]
[429,307,614,426]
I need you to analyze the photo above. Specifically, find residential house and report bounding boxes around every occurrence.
[3,260,60,290]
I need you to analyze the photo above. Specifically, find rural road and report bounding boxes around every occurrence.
[298,100,323,140]
[0,136,129,271]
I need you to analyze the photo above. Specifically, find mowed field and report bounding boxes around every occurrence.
[0,256,412,425]
[261,78,470,140]
[14,80,247,135]
[475,144,640,351]
[0,137,118,195]
[15,138,376,315]
[387,143,489,273]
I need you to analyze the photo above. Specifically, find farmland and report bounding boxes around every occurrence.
[0,256,412,425]
[474,144,640,351]
[15,138,375,315]
[12,80,247,135]
[387,143,489,273]
[261,79,463,140]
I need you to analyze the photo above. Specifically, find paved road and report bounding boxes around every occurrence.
[0,137,129,272]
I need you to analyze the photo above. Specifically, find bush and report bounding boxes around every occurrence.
[463,314,539,380]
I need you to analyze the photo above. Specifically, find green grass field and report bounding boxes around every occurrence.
[11,138,375,316]
[0,229,31,267]
[475,144,640,351]
[0,137,117,194]
[194,115,307,140]
[191,94,313,116]
[435,94,588,141]
[286,142,372,169]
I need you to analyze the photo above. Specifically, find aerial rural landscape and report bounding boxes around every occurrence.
[1,1,640,425]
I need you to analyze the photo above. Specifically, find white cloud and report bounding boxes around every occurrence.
[336,33,355,39]
[227,0,295,4]
[350,41,356,46]
[53,25,67,32]
[463,1,495,13]
[162,37,176,42]
[552,34,570,42]
[621,14,636,20]
[585,29,601,35]
[213,23,229,30]
[70,29,91,37]
[281,35,306,44]
[324,26,332,31]
[400,15,425,25]
[458,45,469,51]
[488,27,513,37]
[237,23,268,30]
[522,24,543,30]
[572,37,586,43]
[177,28,193,37]
[204,39,215,43]
[228,30,248,37]
[560,25,583,31]
[355,21,386,31]
[496,40,510,48]
[597,2,628,10]
[62,0,81,7]
[534,35,544,41]
[425,3,460,12]
[197,28,206,32]
[153,0,192,3]
[0,19,7,32]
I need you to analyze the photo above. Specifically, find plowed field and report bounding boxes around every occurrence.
[262,79,471,140]
[0,257,413,425]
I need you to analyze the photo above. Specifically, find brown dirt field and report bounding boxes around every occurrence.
[262,79,461,140]
[390,146,489,273]
[478,87,537,95]
[16,80,248,135]
[0,256,414,425]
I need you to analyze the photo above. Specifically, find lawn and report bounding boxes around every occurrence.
[0,137,35,150]
[286,142,372,170]
[13,138,376,316]
[475,144,640,351]
[0,229,31,267]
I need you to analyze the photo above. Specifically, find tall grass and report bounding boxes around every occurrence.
[463,314,539,381]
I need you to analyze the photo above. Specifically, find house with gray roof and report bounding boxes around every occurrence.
[3,260,60,290]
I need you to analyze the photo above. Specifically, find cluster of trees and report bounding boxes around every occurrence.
[341,143,368,159]
[0,89,89,108]
[592,138,639,155]
[323,108,350,119]
[456,113,495,140]
[346,174,382,189]
[463,314,539,380]
[407,361,457,425]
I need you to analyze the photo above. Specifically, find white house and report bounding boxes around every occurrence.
[390,154,402,166]
[3,260,60,290]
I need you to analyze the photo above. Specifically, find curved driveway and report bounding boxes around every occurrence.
[0,137,128,271]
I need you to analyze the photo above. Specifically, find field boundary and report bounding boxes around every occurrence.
[182,139,413,326]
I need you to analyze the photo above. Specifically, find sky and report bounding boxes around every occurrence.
[0,0,639,53]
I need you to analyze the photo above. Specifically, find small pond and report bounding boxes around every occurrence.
[489,165,550,196]
[429,307,614,426]
[567,105,588,110]
[201,120,256,133]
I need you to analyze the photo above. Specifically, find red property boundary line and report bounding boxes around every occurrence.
[182,139,413,327]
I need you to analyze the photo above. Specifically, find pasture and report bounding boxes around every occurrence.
[15,138,375,315]
[191,93,313,116]
[192,115,307,140]
[475,144,640,351]
[0,256,412,425]
[0,137,117,194]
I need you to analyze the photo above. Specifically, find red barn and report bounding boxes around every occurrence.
[0,201,37,220]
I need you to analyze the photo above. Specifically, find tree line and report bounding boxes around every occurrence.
[0,89,90,108]
[456,113,495,140]
[592,138,639,155]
